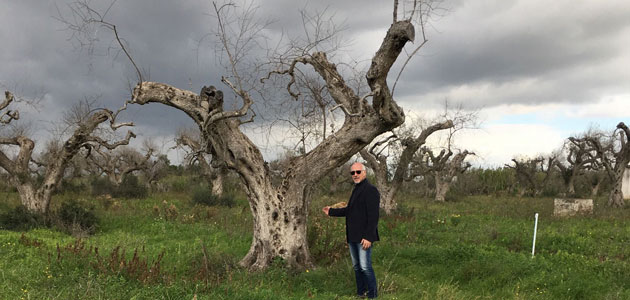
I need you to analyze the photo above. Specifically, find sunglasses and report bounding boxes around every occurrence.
[350,170,362,175]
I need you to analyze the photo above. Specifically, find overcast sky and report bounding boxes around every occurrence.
[1,0,629,167]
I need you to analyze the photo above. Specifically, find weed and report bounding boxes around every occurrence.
[18,233,43,248]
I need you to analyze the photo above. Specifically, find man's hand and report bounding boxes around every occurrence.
[360,239,372,250]
[322,206,330,216]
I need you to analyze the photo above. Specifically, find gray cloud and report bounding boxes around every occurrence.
[393,0,630,108]
[2,0,630,162]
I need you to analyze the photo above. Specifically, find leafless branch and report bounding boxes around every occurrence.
[85,130,136,150]
[56,0,143,84]
[368,133,398,157]
[261,57,308,100]
[0,91,19,125]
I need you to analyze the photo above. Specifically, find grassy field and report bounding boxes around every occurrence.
[2,189,630,299]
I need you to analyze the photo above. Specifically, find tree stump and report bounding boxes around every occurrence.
[553,198,593,217]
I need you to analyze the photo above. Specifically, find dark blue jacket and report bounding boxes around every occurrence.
[329,179,380,243]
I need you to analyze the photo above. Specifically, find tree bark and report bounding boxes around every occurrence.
[609,166,625,207]
[211,166,227,196]
[434,176,449,202]
[15,183,45,213]
[567,176,576,195]
[379,186,397,214]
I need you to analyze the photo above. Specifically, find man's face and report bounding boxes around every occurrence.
[350,164,366,184]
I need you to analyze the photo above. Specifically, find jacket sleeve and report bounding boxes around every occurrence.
[328,206,347,217]
[363,186,380,242]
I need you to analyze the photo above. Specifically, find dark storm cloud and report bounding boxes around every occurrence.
[392,0,630,108]
[2,0,629,159]
[1,0,223,132]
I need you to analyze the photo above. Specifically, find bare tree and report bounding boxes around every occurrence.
[0,92,134,213]
[420,147,474,201]
[360,119,453,213]
[88,145,154,186]
[556,136,599,196]
[570,122,630,207]
[174,128,228,196]
[506,155,556,197]
[142,153,171,192]
[360,99,478,212]
[65,0,439,270]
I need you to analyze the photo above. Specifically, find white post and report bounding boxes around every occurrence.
[532,213,539,257]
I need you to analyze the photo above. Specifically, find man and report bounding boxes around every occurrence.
[323,162,380,299]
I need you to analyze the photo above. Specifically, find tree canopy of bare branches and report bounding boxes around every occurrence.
[421,147,474,201]
[0,93,134,213]
[569,122,630,207]
[361,119,454,213]
[505,155,556,197]
[557,135,600,196]
[88,145,153,186]
[64,0,439,270]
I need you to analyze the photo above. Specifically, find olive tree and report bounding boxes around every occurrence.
[0,91,134,213]
[88,144,154,186]
[556,135,599,196]
[65,0,441,270]
[505,155,556,197]
[360,119,453,213]
[421,147,474,201]
[570,122,630,207]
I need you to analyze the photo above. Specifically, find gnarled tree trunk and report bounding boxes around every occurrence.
[0,106,134,214]
[211,167,227,196]
[434,175,450,202]
[131,19,414,270]
[574,122,630,208]
[609,167,625,207]
[425,149,472,202]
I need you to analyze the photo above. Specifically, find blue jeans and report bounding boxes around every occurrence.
[348,242,377,298]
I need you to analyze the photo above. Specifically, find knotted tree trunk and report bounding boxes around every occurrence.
[0,105,134,214]
[426,150,472,202]
[131,20,415,270]
[573,123,630,208]
[609,167,626,207]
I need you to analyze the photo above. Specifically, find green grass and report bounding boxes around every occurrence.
[2,191,630,299]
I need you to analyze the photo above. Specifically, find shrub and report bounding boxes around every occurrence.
[192,186,235,208]
[0,205,45,230]
[113,175,148,199]
[55,199,98,236]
